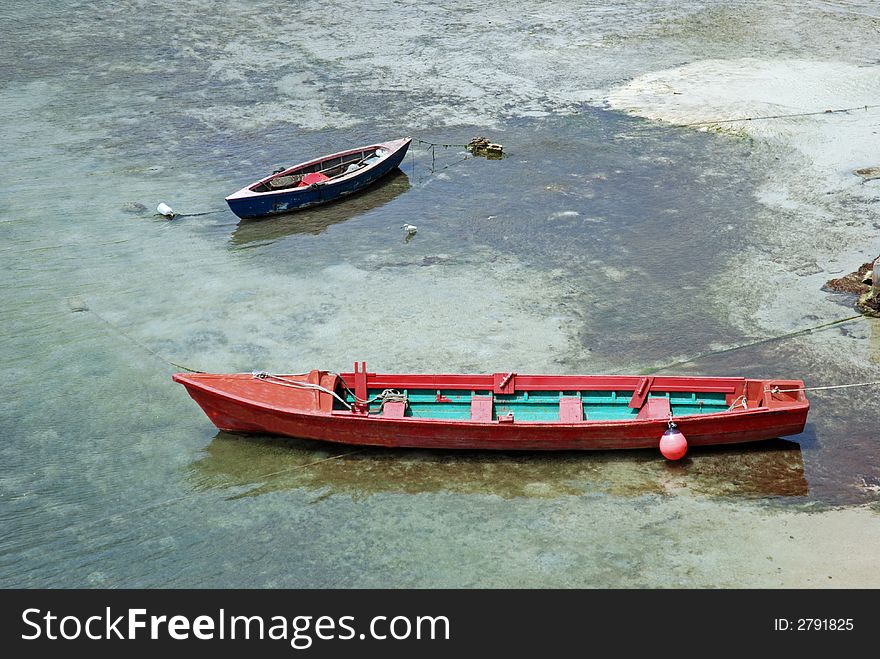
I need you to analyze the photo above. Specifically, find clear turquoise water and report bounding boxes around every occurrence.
[1,0,878,587]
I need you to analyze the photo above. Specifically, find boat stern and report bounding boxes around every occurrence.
[759,378,810,437]
[381,136,412,152]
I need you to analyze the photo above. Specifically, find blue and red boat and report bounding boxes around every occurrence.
[225,137,412,219]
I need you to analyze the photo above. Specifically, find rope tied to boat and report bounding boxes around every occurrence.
[252,371,353,409]
[679,103,880,128]
[640,314,864,375]
[415,138,470,149]
[727,394,749,411]
[251,372,409,412]
[767,380,880,395]
[372,389,408,412]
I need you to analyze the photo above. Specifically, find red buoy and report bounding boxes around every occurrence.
[659,426,688,460]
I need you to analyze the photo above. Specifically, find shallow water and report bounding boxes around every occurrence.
[1,1,879,587]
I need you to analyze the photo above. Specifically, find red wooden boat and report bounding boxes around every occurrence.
[172,363,809,456]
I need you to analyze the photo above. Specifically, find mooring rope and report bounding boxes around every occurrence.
[679,103,880,127]
[70,298,205,373]
[643,314,865,374]
[374,389,408,412]
[171,209,226,218]
[414,137,477,175]
[251,371,353,409]
[769,380,880,394]
[415,138,470,149]
[251,372,409,412]
[241,448,367,481]
[727,394,749,411]
[429,153,472,175]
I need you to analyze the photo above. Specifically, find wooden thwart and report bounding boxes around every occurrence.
[559,397,585,423]
[382,401,407,418]
[636,397,672,420]
[471,395,494,421]
[628,376,655,409]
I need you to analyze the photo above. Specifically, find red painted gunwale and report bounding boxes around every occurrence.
[172,367,809,451]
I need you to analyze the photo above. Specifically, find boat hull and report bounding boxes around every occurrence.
[172,371,809,451]
[226,138,411,219]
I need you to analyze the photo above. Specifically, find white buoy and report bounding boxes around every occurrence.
[157,202,176,218]
[402,223,417,235]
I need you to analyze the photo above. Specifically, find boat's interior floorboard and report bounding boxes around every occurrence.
[252,149,383,192]
[336,388,732,421]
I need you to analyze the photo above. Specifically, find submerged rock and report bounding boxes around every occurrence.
[824,261,874,295]
[793,261,822,277]
[854,166,880,181]
[66,296,89,312]
[467,136,504,159]
[859,292,880,317]
[121,202,148,214]
[826,256,880,317]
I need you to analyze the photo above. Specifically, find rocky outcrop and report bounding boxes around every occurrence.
[826,257,880,317]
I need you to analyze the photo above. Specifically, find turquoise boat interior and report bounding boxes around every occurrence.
[336,388,731,421]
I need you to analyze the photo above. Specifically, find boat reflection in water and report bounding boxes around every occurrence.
[188,432,808,500]
[229,169,410,246]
